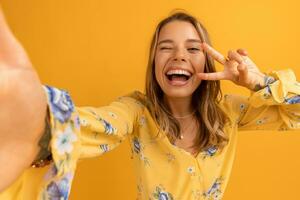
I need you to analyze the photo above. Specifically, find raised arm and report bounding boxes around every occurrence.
[197,43,300,131]
[0,6,47,191]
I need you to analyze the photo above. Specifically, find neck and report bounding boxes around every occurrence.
[163,95,194,118]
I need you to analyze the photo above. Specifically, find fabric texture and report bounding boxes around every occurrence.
[1,69,300,200]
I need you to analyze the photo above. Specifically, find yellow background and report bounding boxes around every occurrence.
[1,0,300,199]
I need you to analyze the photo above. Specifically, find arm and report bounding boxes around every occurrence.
[0,6,48,191]
[222,69,300,131]
[33,86,142,199]
[198,43,300,131]
[0,5,142,197]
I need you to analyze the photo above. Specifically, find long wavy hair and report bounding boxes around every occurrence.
[144,11,230,152]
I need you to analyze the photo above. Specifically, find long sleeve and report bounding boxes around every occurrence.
[77,94,143,159]
[220,69,300,131]
[38,86,144,199]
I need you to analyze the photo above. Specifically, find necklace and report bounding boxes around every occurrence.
[163,108,196,119]
[178,116,198,140]
[163,108,197,139]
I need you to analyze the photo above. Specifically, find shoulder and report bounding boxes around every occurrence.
[127,90,147,102]
[115,90,147,111]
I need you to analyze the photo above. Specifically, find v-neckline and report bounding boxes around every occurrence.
[161,133,202,160]
[144,108,202,160]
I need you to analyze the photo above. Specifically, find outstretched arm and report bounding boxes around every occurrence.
[0,5,47,191]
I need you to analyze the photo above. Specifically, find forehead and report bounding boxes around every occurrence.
[158,20,200,42]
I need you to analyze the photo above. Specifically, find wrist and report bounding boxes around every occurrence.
[251,75,276,92]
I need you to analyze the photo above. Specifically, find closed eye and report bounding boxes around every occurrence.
[160,47,173,50]
[188,48,200,51]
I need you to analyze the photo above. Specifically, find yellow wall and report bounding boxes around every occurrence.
[2,0,300,199]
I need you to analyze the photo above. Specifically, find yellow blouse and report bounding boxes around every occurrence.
[1,69,300,200]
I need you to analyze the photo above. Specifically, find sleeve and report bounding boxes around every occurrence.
[220,69,300,131]
[37,85,143,200]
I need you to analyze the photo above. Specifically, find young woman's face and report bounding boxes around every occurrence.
[155,20,206,99]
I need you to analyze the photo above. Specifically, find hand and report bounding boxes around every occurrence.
[0,7,47,191]
[197,42,266,91]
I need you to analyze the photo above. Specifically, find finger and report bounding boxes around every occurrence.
[237,48,248,56]
[228,50,244,64]
[197,71,227,81]
[237,63,248,83]
[201,42,227,65]
[236,49,253,65]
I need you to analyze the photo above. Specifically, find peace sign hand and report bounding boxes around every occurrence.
[197,42,266,91]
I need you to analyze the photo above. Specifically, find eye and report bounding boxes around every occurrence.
[188,47,200,52]
[160,47,173,50]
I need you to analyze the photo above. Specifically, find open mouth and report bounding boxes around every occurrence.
[165,69,192,85]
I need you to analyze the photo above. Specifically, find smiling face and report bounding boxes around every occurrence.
[145,13,227,153]
[154,20,206,99]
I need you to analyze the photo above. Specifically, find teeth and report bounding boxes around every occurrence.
[166,69,191,76]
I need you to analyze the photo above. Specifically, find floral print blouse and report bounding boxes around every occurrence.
[1,69,300,200]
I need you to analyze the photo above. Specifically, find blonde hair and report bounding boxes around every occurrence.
[144,11,230,152]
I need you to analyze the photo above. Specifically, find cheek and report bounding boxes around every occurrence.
[191,54,206,73]
[154,53,168,79]
[154,52,168,68]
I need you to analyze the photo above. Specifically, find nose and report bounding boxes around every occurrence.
[173,48,187,62]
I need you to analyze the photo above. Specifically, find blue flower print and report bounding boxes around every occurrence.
[264,75,276,85]
[263,86,272,99]
[100,144,109,153]
[187,166,196,176]
[206,146,217,156]
[132,137,150,166]
[200,146,218,159]
[46,182,63,200]
[45,86,74,123]
[239,103,246,111]
[46,173,73,200]
[285,95,300,104]
[99,118,116,134]
[203,178,223,200]
[159,193,169,200]
[54,125,78,155]
[44,164,58,181]
[153,186,174,200]
[74,116,81,129]
[133,137,141,154]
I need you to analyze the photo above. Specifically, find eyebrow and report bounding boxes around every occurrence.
[186,39,202,43]
[158,39,173,45]
[157,39,202,45]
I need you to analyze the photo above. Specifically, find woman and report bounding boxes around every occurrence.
[0,6,300,200]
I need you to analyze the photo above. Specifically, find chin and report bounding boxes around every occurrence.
[163,88,195,99]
